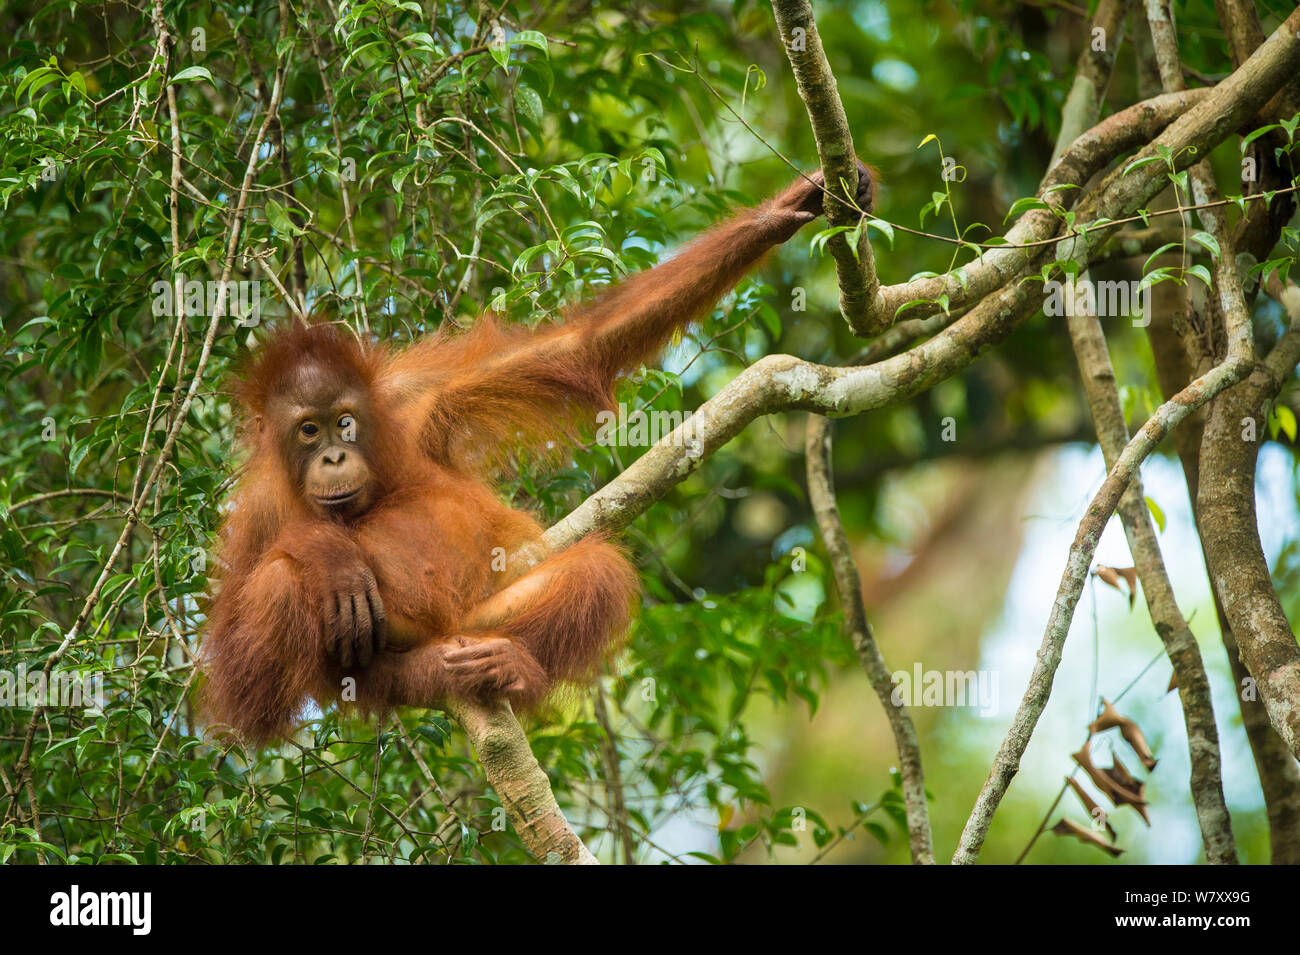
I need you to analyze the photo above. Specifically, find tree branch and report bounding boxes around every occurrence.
[484,5,1300,867]
[805,415,934,863]
[445,698,599,865]
[770,0,880,335]
[1197,284,1300,763]
[954,347,1251,864]
[1067,294,1237,863]
[950,4,1300,864]
[1052,0,1236,864]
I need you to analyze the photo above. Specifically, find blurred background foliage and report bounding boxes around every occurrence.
[0,0,1296,863]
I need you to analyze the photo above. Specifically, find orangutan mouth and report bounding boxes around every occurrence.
[316,488,361,506]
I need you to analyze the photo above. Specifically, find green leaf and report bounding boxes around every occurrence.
[1145,496,1166,533]
[1273,404,1297,442]
[265,198,303,236]
[1189,232,1220,259]
[807,224,854,259]
[1004,196,1049,224]
[1121,154,1165,177]
[1240,124,1279,153]
[865,218,894,248]
[1141,243,1181,274]
[515,84,543,127]
[15,67,55,101]
[171,66,213,85]
[512,30,549,55]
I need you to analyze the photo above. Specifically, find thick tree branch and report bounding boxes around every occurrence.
[877,88,1207,326]
[774,4,1206,334]
[505,72,1252,573]
[519,273,1049,572]
[1148,0,1300,772]
[1198,285,1300,763]
[445,698,599,865]
[1134,2,1300,864]
[1142,267,1300,868]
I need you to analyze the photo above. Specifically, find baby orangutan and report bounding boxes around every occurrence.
[200,161,875,740]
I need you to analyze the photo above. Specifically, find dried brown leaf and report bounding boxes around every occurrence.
[1094,564,1139,608]
[1088,699,1158,771]
[1065,776,1117,841]
[1051,818,1124,857]
[1072,741,1150,825]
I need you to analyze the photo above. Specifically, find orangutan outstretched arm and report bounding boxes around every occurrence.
[382,163,875,463]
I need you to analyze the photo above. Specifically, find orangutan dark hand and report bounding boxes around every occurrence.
[323,559,387,668]
[767,159,876,242]
[443,635,543,699]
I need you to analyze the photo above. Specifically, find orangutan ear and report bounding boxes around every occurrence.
[253,413,265,435]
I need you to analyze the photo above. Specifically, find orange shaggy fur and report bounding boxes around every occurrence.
[199,165,873,741]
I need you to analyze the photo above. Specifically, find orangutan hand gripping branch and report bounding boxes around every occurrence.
[199,163,875,741]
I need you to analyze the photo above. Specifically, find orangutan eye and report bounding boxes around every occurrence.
[299,421,319,438]
[337,414,357,442]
